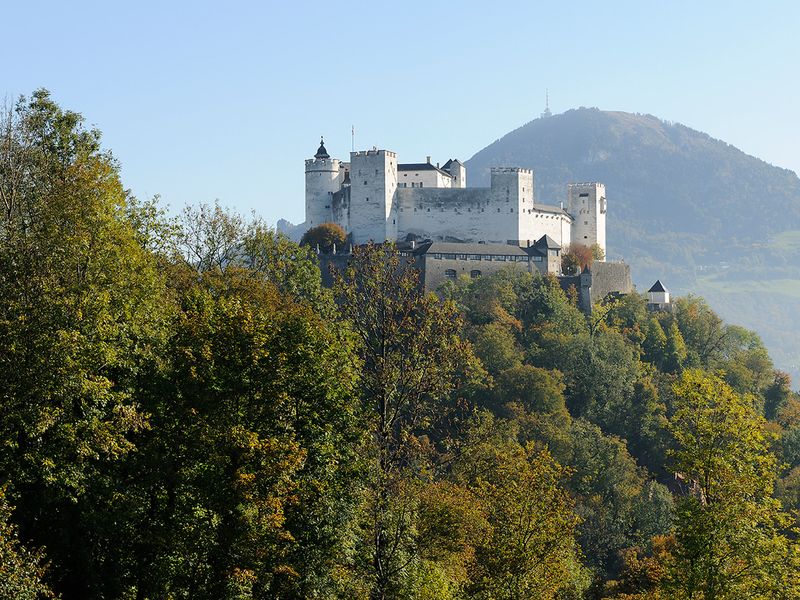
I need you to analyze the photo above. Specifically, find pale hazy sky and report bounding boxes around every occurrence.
[3,0,798,225]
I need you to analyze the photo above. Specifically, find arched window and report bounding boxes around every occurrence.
[470,270,482,278]
[444,269,457,279]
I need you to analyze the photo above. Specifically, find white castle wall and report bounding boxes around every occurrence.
[305,157,342,228]
[398,166,452,188]
[304,144,605,252]
[397,188,515,242]
[348,150,398,243]
[519,209,572,247]
[567,183,606,255]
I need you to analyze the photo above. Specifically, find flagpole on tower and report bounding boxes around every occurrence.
[351,125,355,152]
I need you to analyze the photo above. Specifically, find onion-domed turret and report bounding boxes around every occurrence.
[314,137,330,159]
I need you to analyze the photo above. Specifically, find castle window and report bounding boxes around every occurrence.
[532,255,542,262]
[427,208,430,212]
[433,253,442,259]
[366,197,369,202]
[470,270,481,278]
[420,182,424,188]
[364,181,368,185]
[511,208,514,212]
[375,170,379,175]
[580,193,589,197]
[324,205,330,209]
[444,269,457,279]
[584,221,588,225]
[497,208,500,212]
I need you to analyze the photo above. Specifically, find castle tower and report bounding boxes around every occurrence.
[567,183,606,257]
[442,159,466,188]
[490,167,534,244]
[305,137,342,229]
[347,148,398,244]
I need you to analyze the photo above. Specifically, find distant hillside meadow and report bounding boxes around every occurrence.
[466,108,800,383]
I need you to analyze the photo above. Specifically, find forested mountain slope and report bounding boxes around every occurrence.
[466,108,800,380]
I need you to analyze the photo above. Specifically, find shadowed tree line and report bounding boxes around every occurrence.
[2,91,800,599]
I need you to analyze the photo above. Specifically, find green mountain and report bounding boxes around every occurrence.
[465,108,800,382]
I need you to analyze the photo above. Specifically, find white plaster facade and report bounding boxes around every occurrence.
[304,140,606,254]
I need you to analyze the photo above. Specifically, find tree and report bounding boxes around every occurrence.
[0,488,53,600]
[642,316,667,367]
[300,222,347,253]
[112,262,362,599]
[0,90,170,595]
[452,413,589,599]
[561,243,595,275]
[495,364,567,416]
[664,370,800,598]
[764,371,792,421]
[333,243,477,599]
[662,321,687,373]
[471,323,522,375]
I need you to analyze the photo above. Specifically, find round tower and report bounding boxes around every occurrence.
[305,137,342,229]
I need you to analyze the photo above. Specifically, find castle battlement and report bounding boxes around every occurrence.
[350,149,397,158]
[490,167,533,175]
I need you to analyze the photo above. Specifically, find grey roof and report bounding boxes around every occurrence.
[407,241,556,259]
[534,234,560,249]
[314,137,329,159]
[648,280,668,293]
[441,158,464,170]
[398,162,454,178]
[532,203,571,216]
[420,242,530,256]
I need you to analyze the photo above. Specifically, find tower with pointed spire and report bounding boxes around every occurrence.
[305,137,348,230]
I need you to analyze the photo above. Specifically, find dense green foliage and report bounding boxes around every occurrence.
[2,92,800,598]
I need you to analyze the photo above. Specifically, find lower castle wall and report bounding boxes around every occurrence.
[590,261,633,301]
[396,188,513,243]
[421,256,544,293]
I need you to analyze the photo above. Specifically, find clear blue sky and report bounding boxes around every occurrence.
[3,0,798,226]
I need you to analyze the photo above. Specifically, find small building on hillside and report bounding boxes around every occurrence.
[647,280,671,311]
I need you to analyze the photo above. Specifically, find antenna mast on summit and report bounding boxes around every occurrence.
[541,89,552,119]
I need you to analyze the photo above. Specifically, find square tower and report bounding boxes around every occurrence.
[567,183,606,257]
[490,167,534,244]
[348,149,398,244]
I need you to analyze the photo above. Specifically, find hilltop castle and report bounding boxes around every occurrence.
[304,138,606,252]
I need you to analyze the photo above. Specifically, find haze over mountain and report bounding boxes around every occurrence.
[466,108,800,382]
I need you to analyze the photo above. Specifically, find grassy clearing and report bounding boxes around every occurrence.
[696,276,800,299]
[768,230,800,252]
